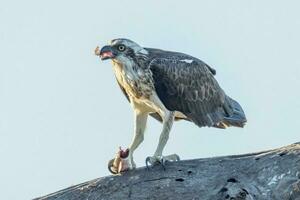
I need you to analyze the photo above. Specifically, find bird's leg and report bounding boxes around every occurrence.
[128,111,148,169]
[153,112,174,157]
[108,111,147,174]
[146,111,180,169]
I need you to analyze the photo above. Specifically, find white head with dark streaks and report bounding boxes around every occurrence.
[96,38,148,65]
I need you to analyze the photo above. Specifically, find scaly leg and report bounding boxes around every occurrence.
[127,111,148,169]
[146,111,180,169]
[107,110,148,174]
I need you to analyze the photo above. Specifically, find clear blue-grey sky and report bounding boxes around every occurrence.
[1,1,300,199]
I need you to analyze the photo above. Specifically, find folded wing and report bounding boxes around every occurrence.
[149,55,234,127]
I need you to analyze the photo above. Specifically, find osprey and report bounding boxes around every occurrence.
[95,38,246,172]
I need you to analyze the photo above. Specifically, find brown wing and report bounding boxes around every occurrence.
[149,57,233,127]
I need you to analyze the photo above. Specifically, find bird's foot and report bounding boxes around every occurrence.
[107,147,136,174]
[145,154,180,170]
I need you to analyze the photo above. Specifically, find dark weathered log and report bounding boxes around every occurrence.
[35,142,300,200]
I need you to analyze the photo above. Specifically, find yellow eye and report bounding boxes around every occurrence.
[118,45,126,51]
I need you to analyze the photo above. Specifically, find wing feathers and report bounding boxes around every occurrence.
[148,54,229,127]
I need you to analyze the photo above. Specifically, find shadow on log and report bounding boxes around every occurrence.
[35,142,300,200]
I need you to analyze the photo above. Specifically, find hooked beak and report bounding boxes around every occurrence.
[95,45,116,60]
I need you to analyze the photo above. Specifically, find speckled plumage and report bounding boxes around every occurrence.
[108,40,246,128]
[97,38,247,172]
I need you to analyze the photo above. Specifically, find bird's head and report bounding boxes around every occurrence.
[95,38,148,63]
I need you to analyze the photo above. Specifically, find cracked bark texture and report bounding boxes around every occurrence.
[35,142,300,200]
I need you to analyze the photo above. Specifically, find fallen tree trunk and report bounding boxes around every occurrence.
[35,142,300,200]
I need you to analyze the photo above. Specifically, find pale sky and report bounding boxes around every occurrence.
[1,1,300,199]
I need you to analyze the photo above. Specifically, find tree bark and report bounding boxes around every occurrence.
[35,142,300,200]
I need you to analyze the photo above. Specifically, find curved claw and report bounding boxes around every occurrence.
[145,154,180,171]
[107,159,118,175]
[161,157,166,170]
[145,156,165,170]
[145,156,152,170]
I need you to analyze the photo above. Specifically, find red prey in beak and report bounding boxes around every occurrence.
[95,45,116,60]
